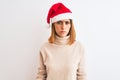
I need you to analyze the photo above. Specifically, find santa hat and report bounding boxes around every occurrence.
[47,2,73,24]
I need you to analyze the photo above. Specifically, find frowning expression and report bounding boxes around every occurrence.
[54,19,71,37]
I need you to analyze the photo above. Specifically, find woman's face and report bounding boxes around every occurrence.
[54,19,71,38]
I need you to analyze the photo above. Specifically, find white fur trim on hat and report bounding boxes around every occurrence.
[51,13,73,23]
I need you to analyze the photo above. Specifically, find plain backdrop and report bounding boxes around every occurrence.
[0,0,120,80]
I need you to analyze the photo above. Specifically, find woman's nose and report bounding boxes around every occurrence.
[61,23,66,29]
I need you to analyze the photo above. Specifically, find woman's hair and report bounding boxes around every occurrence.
[48,19,76,45]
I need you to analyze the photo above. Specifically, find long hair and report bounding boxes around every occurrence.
[48,19,76,45]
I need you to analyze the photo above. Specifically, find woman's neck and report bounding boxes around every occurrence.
[54,35,70,45]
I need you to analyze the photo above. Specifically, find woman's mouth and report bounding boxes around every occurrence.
[60,31,66,33]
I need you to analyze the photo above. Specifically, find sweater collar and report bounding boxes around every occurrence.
[54,35,70,45]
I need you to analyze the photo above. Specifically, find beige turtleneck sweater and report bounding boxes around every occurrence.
[36,36,86,80]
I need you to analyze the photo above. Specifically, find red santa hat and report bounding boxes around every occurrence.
[47,2,73,24]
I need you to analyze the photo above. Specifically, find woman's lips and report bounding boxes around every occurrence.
[60,31,66,33]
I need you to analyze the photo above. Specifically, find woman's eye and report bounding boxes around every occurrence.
[65,21,70,25]
[56,21,62,24]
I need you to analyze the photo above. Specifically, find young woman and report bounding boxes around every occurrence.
[36,2,86,80]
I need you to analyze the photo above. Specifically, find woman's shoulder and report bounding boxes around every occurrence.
[73,40,85,49]
[39,41,56,51]
[40,42,50,49]
[74,40,84,46]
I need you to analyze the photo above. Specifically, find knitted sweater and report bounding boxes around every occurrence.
[36,36,86,80]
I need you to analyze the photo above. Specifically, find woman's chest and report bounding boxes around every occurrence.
[44,46,80,71]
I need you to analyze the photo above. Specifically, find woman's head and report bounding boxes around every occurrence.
[54,19,71,38]
[47,2,76,44]
[48,19,76,45]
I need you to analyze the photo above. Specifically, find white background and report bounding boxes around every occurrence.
[0,0,120,80]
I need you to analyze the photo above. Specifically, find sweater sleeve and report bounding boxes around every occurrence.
[36,51,47,80]
[77,44,87,80]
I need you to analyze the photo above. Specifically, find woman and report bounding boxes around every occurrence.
[36,2,86,80]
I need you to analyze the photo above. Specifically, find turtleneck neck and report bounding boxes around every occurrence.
[54,35,70,45]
